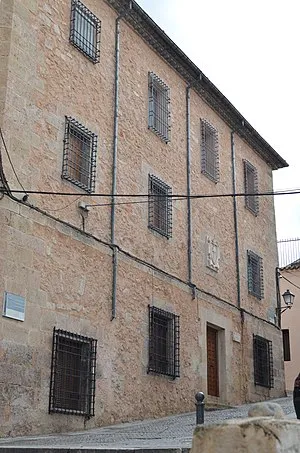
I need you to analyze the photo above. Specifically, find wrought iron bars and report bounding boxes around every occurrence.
[148,72,170,143]
[148,305,180,379]
[247,250,264,299]
[148,174,172,238]
[200,119,219,182]
[62,117,97,193]
[244,160,259,215]
[70,0,101,63]
[49,328,97,417]
[253,335,274,389]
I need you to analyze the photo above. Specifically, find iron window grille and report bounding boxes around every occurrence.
[148,305,180,379]
[253,335,274,389]
[49,328,97,417]
[201,119,219,182]
[148,72,170,143]
[70,0,101,63]
[244,160,259,215]
[247,250,264,299]
[62,117,97,193]
[148,174,172,238]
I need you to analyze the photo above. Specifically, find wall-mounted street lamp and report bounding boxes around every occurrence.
[277,289,295,314]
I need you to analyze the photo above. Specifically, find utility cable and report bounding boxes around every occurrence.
[280,274,300,291]
[1,188,300,201]
[0,127,28,199]
[41,195,83,212]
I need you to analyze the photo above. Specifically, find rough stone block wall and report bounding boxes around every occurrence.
[0,0,285,438]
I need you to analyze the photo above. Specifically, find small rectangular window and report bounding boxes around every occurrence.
[148,306,180,379]
[148,72,170,143]
[49,328,97,416]
[3,292,26,321]
[62,117,97,193]
[244,160,259,215]
[201,119,219,182]
[247,250,264,299]
[70,0,101,63]
[282,329,291,361]
[253,335,274,388]
[148,174,172,238]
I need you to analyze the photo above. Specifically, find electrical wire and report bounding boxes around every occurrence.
[0,127,28,197]
[41,195,83,212]
[1,188,300,202]
[281,274,300,291]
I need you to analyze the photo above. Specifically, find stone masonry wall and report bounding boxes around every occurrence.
[0,0,285,438]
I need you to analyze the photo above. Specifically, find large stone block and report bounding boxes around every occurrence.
[192,417,300,453]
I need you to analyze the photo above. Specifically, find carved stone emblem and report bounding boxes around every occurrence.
[206,236,220,272]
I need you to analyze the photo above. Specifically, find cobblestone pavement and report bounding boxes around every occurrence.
[0,396,296,450]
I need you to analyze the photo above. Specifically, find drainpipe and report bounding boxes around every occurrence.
[111,2,132,320]
[275,266,282,328]
[186,85,192,285]
[231,131,241,310]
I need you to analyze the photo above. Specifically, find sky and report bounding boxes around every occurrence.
[136,0,300,240]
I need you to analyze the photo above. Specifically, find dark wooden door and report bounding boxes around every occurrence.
[207,326,219,397]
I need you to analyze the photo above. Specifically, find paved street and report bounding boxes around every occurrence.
[0,396,296,450]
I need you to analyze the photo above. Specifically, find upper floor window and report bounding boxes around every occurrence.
[148,72,170,143]
[62,117,97,193]
[148,174,172,238]
[244,160,259,215]
[247,250,264,299]
[148,305,180,379]
[70,0,101,63]
[201,119,219,182]
[49,328,97,416]
[253,335,274,388]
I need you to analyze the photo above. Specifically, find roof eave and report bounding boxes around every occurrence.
[106,0,288,170]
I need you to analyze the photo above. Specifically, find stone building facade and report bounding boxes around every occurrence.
[0,0,288,437]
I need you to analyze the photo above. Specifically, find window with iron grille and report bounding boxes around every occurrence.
[70,0,101,63]
[201,119,219,182]
[49,328,97,416]
[244,160,259,215]
[62,117,97,193]
[148,72,170,143]
[247,250,264,299]
[253,335,274,388]
[148,175,172,238]
[148,306,180,379]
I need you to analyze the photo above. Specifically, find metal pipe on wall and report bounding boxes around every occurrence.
[111,2,133,320]
[231,131,241,309]
[186,85,192,285]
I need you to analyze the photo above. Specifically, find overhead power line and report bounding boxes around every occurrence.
[1,188,300,201]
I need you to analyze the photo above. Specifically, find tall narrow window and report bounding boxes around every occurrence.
[148,72,170,142]
[70,0,101,63]
[244,160,259,215]
[148,306,180,379]
[201,119,219,182]
[253,335,274,388]
[148,175,172,238]
[62,117,97,193]
[282,329,291,361]
[49,328,97,416]
[247,250,264,299]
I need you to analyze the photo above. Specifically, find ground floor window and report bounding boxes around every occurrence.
[49,328,97,416]
[253,335,274,388]
[148,306,180,379]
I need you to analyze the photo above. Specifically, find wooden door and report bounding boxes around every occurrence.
[207,326,219,397]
